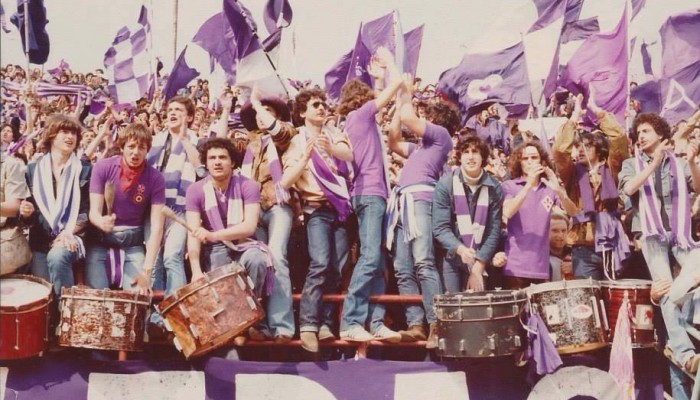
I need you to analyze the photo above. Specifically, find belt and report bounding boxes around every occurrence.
[305,200,332,209]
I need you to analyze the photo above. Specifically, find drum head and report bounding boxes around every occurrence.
[0,276,52,308]
[600,279,652,289]
[528,366,621,400]
[527,279,600,296]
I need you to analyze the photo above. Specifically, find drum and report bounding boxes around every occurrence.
[0,275,52,360]
[57,287,151,352]
[601,279,656,347]
[527,279,608,354]
[0,227,32,275]
[157,263,264,359]
[434,290,527,358]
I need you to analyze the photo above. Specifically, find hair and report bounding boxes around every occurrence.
[293,88,327,120]
[575,130,610,162]
[168,95,195,117]
[425,102,461,136]
[134,109,149,120]
[116,123,153,150]
[337,80,375,116]
[632,113,671,142]
[198,137,239,168]
[42,114,83,151]
[507,140,554,179]
[551,210,571,229]
[455,134,491,168]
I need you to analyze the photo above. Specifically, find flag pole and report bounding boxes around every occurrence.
[257,36,290,98]
[172,0,178,64]
[23,0,30,78]
[625,0,632,134]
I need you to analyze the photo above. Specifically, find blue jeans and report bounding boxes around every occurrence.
[441,253,468,294]
[572,245,603,280]
[85,228,146,291]
[393,200,441,325]
[202,243,269,299]
[147,212,188,297]
[299,208,348,333]
[255,205,295,337]
[640,234,700,366]
[30,246,76,297]
[341,196,387,333]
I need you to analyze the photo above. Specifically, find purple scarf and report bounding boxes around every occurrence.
[302,128,352,222]
[526,312,563,375]
[635,151,697,250]
[453,170,489,250]
[202,174,275,295]
[572,163,617,225]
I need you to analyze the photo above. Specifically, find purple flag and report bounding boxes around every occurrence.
[630,80,662,114]
[47,59,70,77]
[223,0,261,61]
[558,4,628,126]
[324,48,353,101]
[641,41,653,76]
[404,25,424,78]
[262,0,292,36]
[561,16,600,43]
[659,9,700,78]
[10,0,50,64]
[346,13,394,88]
[192,13,237,81]
[631,0,646,19]
[437,42,531,124]
[659,62,700,125]
[163,45,200,100]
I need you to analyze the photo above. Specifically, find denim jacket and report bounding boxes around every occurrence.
[432,169,503,263]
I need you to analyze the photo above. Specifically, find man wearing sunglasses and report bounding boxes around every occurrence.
[281,88,353,353]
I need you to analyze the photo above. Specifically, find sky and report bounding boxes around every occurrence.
[0,0,696,86]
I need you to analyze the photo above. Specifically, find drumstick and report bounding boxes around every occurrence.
[161,206,239,251]
[104,182,115,215]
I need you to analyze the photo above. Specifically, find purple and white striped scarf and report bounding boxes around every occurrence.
[384,183,435,250]
[106,247,126,287]
[300,127,352,222]
[453,170,489,250]
[32,152,85,257]
[635,151,697,249]
[202,174,275,296]
[240,134,290,205]
[146,130,197,213]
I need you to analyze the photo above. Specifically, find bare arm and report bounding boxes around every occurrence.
[387,97,411,158]
[186,210,204,279]
[622,141,671,196]
[398,74,427,137]
[281,140,313,189]
[212,203,260,242]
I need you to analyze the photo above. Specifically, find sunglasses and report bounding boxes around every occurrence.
[311,101,327,110]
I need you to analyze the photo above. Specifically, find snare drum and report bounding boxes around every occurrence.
[527,279,608,354]
[157,263,264,359]
[0,227,32,275]
[0,275,52,360]
[57,287,151,352]
[434,290,527,358]
[601,279,656,347]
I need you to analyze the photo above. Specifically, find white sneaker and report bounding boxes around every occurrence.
[372,325,401,343]
[340,326,375,342]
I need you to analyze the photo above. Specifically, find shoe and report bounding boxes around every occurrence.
[233,335,247,347]
[274,334,292,344]
[685,354,700,374]
[398,325,427,342]
[318,325,336,342]
[426,323,438,349]
[372,325,401,344]
[340,326,375,342]
[248,326,270,342]
[300,332,319,353]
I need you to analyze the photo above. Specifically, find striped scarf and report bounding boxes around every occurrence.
[384,183,435,250]
[106,246,126,288]
[572,163,618,225]
[635,151,697,250]
[202,174,275,296]
[240,134,290,205]
[453,170,489,250]
[299,127,352,222]
[146,130,197,213]
[32,152,85,256]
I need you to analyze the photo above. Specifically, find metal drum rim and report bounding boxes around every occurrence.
[0,274,53,312]
[600,279,652,289]
[526,278,601,296]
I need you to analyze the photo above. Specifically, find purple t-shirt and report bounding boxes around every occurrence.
[502,177,561,279]
[89,156,166,227]
[345,101,389,198]
[397,121,453,202]
[185,175,261,232]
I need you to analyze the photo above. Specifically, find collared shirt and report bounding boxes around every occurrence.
[432,169,503,264]
[618,151,694,234]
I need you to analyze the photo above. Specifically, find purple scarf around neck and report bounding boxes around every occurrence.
[453,170,490,250]
[573,163,617,224]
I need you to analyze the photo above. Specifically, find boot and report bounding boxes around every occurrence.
[398,325,427,342]
[426,323,438,350]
